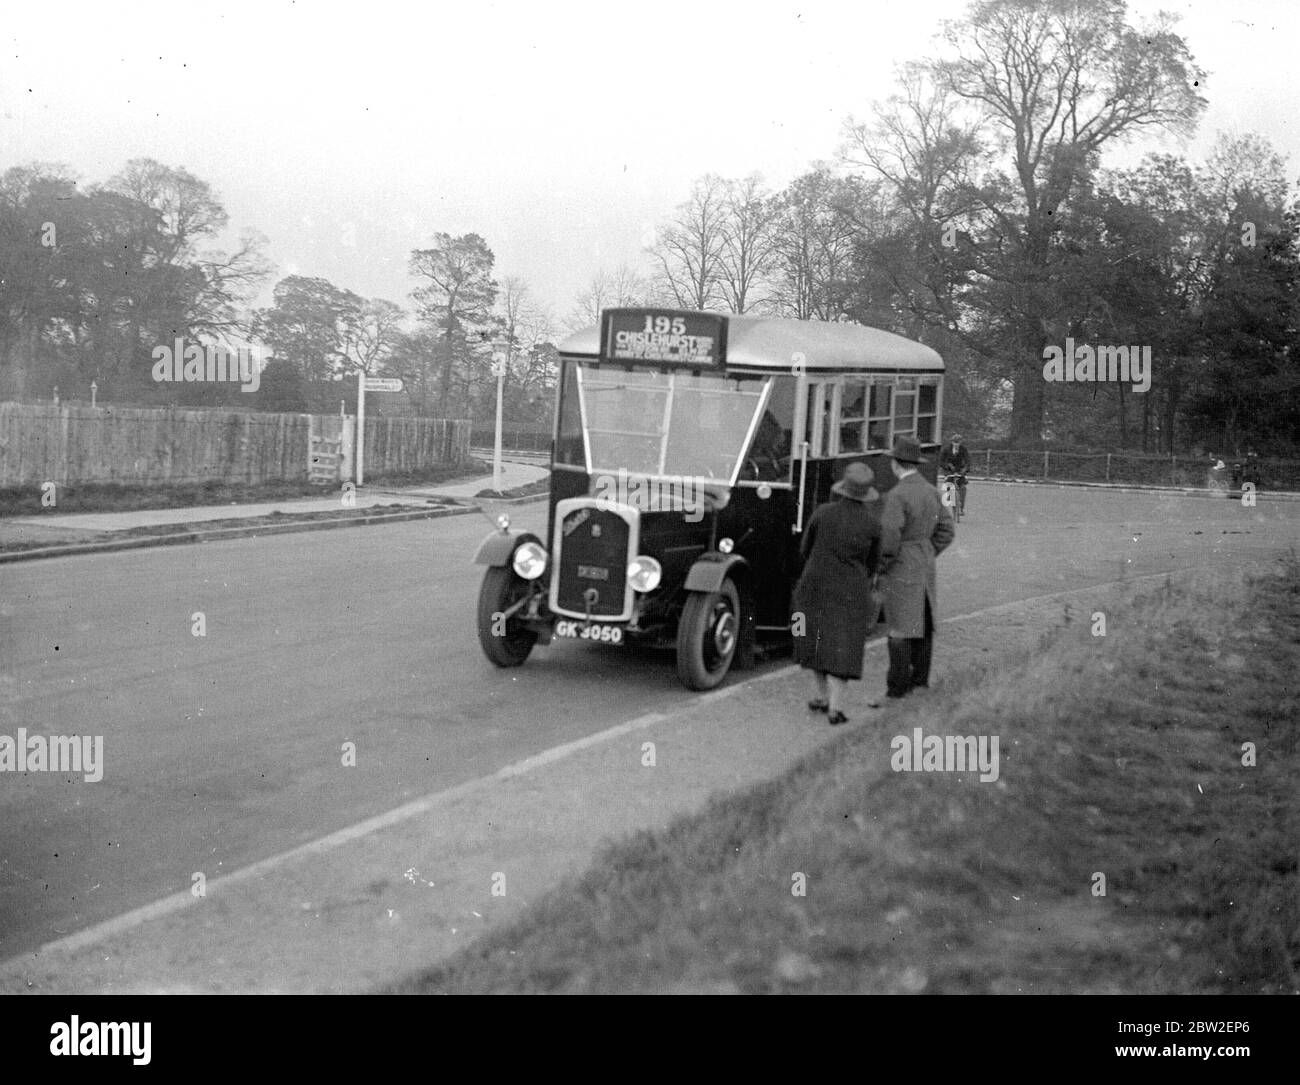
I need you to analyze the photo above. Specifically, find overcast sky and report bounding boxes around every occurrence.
[3,0,1297,327]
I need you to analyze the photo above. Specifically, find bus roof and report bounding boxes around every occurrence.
[557,312,944,373]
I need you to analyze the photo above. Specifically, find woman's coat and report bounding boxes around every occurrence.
[791,497,882,680]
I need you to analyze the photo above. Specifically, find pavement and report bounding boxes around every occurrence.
[0,459,549,561]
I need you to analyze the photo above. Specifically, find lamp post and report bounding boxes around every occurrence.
[490,342,508,494]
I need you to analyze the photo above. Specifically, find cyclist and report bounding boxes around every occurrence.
[938,434,970,517]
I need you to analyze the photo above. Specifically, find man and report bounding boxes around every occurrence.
[879,436,956,699]
[938,433,970,516]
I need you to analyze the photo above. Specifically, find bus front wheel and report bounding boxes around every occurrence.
[477,567,538,667]
[676,579,741,690]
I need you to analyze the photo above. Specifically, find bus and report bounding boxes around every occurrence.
[474,308,945,690]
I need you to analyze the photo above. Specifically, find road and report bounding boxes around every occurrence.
[0,483,1294,959]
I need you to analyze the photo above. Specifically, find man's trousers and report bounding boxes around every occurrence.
[886,598,934,697]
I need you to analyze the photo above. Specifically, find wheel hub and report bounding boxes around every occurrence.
[712,607,736,657]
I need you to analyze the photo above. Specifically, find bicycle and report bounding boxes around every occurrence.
[942,472,966,522]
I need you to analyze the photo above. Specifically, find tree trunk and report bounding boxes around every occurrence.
[1007,353,1045,447]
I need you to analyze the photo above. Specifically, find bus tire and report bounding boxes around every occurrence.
[676,578,741,691]
[477,567,538,667]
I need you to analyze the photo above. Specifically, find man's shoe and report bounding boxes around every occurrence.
[828,710,849,726]
[808,699,829,712]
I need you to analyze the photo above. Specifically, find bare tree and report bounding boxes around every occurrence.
[716,175,778,314]
[491,276,562,420]
[647,174,728,310]
[567,263,650,329]
[767,167,866,322]
[842,63,986,338]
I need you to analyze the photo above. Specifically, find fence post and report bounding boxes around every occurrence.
[985,448,991,476]
[1043,450,1049,479]
[1171,452,1176,486]
[1106,453,1111,483]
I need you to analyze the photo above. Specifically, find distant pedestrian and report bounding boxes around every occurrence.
[879,437,956,699]
[792,461,883,726]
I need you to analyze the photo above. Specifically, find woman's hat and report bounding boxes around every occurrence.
[831,461,876,501]
[889,436,926,463]
[949,434,964,444]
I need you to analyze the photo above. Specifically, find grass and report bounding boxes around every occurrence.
[0,460,488,517]
[383,555,1300,994]
[473,477,551,500]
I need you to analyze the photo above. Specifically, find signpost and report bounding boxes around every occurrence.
[356,370,366,485]
[490,347,507,494]
[355,375,404,486]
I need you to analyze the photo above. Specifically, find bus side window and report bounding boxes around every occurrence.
[917,381,938,443]
[891,377,917,444]
[838,381,868,454]
[867,380,892,449]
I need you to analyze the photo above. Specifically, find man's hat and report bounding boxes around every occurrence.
[949,434,964,444]
[831,461,877,502]
[889,436,926,464]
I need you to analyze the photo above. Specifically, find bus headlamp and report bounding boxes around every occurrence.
[627,556,662,593]
[512,541,548,580]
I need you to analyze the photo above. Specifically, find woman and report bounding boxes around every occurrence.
[791,461,883,725]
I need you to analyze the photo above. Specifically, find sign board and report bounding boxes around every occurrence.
[363,377,404,393]
[600,309,726,368]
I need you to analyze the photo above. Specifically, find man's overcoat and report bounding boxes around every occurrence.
[879,472,955,638]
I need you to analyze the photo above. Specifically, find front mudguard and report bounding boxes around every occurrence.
[683,552,750,593]
[474,529,544,567]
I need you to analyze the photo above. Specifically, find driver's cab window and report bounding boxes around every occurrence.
[743,376,796,482]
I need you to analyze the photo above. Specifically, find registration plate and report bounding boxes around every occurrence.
[553,620,624,644]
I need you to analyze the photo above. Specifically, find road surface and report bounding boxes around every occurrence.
[0,482,1293,959]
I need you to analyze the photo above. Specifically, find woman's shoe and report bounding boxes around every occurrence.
[828,710,849,726]
[808,699,829,712]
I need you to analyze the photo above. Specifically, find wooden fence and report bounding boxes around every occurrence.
[0,404,471,487]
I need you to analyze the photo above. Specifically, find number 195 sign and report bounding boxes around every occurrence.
[600,309,726,367]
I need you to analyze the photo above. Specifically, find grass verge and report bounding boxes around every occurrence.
[0,460,486,517]
[384,556,1299,994]
[473,477,550,500]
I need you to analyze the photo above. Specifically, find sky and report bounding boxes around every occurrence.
[3,0,1298,329]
